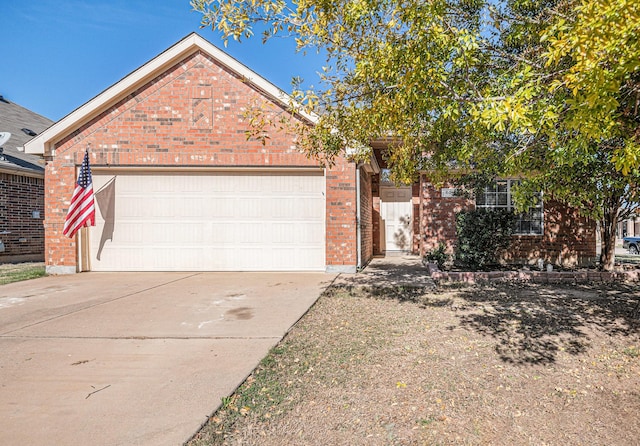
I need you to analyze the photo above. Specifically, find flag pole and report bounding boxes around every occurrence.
[64,143,96,270]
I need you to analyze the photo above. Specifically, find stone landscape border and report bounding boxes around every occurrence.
[425,262,640,285]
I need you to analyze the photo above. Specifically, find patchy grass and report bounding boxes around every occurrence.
[0,263,46,285]
[617,252,640,267]
[188,283,640,446]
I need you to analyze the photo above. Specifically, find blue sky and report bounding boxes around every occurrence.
[1,0,324,121]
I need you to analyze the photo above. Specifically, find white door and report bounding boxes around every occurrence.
[88,170,325,271]
[380,187,412,252]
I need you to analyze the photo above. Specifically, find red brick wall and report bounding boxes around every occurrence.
[0,173,44,262]
[325,159,357,271]
[420,177,473,255]
[359,168,373,266]
[45,51,357,271]
[504,200,597,266]
[419,176,597,267]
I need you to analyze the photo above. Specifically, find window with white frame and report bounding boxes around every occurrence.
[475,179,543,235]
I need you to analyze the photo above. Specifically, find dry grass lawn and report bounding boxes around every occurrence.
[188,282,640,445]
[0,262,45,285]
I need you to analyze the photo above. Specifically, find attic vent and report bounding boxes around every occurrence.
[0,96,9,104]
[21,128,37,137]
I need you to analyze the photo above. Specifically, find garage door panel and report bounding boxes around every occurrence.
[104,248,144,269]
[89,171,325,271]
[300,223,325,243]
[302,199,324,219]
[116,223,144,243]
[119,196,143,218]
[270,247,324,269]
[237,198,263,218]
[179,198,205,217]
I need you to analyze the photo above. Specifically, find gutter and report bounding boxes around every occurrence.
[0,164,44,178]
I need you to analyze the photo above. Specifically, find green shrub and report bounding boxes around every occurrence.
[424,242,448,269]
[454,209,517,270]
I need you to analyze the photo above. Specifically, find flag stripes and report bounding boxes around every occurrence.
[63,151,95,238]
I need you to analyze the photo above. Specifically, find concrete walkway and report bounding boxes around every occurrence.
[334,255,436,289]
[0,272,335,446]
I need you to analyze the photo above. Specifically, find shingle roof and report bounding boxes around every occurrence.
[0,95,53,176]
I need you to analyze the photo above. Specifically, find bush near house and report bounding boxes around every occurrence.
[424,242,448,269]
[455,209,517,270]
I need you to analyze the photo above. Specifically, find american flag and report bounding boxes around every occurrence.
[63,150,96,238]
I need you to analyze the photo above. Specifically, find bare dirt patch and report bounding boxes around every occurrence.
[188,282,640,445]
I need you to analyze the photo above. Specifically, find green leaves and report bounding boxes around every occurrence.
[454,208,517,270]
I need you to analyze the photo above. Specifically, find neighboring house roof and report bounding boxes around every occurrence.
[0,96,52,176]
[25,33,317,157]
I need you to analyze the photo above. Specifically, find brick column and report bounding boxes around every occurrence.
[325,158,358,273]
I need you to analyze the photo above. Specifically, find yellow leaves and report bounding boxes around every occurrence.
[396,381,407,388]
[612,140,640,176]
[544,0,640,101]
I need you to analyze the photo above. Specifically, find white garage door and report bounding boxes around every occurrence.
[88,170,325,271]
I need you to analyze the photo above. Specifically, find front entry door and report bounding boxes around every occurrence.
[380,187,412,253]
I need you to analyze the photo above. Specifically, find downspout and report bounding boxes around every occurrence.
[356,164,362,270]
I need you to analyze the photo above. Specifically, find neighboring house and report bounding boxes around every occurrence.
[619,218,639,239]
[0,96,52,263]
[25,33,596,274]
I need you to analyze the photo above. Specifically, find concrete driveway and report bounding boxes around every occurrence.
[0,272,335,445]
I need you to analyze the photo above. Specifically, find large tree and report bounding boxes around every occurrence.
[192,0,640,270]
[486,0,640,270]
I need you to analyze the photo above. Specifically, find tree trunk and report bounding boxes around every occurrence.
[599,205,620,271]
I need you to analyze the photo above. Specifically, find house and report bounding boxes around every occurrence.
[25,33,375,274]
[25,33,596,274]
[619,218,639,239]
[0,96,53,263]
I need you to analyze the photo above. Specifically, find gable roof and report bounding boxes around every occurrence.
[24,33,316,156]
[0,96,52,176]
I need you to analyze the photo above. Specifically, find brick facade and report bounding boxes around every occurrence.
[420,178,474,256]
[504,200,598,266]
[418,176,597,267]
[43,49,359,273]
[0,173,45,262]
[324,160,358,272]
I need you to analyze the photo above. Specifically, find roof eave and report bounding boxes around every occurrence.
[0,163,44,178]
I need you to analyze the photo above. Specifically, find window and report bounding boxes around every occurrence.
[476,179,543,235]
[380,168,393,185]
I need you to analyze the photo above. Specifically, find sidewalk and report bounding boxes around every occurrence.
[333,255,436,289]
